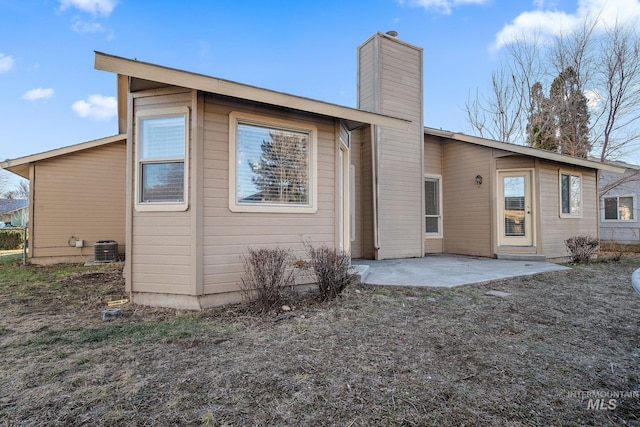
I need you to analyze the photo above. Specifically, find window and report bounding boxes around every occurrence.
[229,112,317,213]
[425,175,442,236]
[136,107,189,211]
[560,172,582,217]
[603,196,635,221]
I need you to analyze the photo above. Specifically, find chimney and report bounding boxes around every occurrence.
[356,32,425,260]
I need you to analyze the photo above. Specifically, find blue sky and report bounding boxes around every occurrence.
[2,0,640,183]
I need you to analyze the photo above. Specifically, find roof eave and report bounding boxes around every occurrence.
[424,127,626,173]
[94,51,410,131]
[1,134,126,178]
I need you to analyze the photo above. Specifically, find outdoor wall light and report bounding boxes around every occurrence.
[475,175,483,185]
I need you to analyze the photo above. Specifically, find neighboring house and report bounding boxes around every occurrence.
[0,135,126,264]
[0,31,624,308]
[598,160,640,244]
[0,199,28,226]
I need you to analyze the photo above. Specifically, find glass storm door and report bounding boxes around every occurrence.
[498,171,533,246]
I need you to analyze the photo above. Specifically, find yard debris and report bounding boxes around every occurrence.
[107,299,129,307]
[101,308,122,321]
[485,290,512,298]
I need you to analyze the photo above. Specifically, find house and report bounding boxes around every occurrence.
[598,160,640,244]
[0,135,126,264]
[0,198,28,226]
[1,31,624,308]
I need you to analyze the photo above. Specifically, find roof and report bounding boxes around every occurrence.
[597,158,640,171]
[94,51,410,131]
[0,199,28,215]
[424,127,626,173]
[1,134,126,178]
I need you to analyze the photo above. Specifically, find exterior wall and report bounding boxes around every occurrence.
[350,128,363,258]
[599,168,640,243]
[30,141,126,264]
[129,89,194,295]
[495,155,535,170]
[424,136,443,253]
[200,94,338,297]
[353,126,375,259]
[358,32,424,259]
[442,141,493,257]
[538,162,598,258]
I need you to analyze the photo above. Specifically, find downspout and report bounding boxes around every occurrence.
[371,124,381,258]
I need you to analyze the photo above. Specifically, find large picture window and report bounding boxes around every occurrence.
[136,107,189,211]
[560,172,582,217]
[229,112,317,213]
[603,196,635,221]
[424,175,442,236]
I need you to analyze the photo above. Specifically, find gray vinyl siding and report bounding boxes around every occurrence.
[31,141,126,261]
[599,168,640,243]
[538,163,598,258]
[201,95,337,295]
[130,90,194,294]
[442,141,492,257]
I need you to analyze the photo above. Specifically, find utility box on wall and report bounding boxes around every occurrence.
[95,240,118,262]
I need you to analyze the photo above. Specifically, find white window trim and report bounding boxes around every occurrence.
[424,174,443,238]
[134,106,190,212]
[559,171,583,218]
[602,194,637,222]
[228,111,318,213]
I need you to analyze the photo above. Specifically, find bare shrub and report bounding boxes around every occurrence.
[565,235,599,264]
[305,243,358,301]
[239,247,296,312]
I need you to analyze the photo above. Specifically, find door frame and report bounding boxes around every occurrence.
[496,169,535,248]
[338,138,350,253]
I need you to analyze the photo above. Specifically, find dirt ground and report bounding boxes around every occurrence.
[1,255,639,426]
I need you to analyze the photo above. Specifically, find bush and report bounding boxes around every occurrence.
[0,229,23,250]
[239,247,296,312]
[305,244,358,301]
[565,235,599,264]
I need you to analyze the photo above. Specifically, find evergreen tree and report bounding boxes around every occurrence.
[251,131,308,204]
[549,67,591,158]
[526,81,558,152]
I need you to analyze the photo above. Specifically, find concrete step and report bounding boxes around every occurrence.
[495,253,547,262]
[349,264,370,283]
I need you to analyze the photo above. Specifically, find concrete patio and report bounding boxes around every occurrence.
[351,254,570,288]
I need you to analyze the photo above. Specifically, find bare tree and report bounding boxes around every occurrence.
[466,17,640,163]
[15,180,29,199]
[467,35,545,143]
[593,23,640,161]
[466,67,526,143]
[0,170,11,197]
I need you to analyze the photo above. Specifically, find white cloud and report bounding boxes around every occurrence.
[72,18,105,34]
[0,53,15,73]
[22,88,55,101]
[398,0,488,15]
[584,89,603,109]
[72,94,117,120]
[59,0,117,17]
[494,0,640,50]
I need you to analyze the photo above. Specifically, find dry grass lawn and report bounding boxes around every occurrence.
[1,252,639,426]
